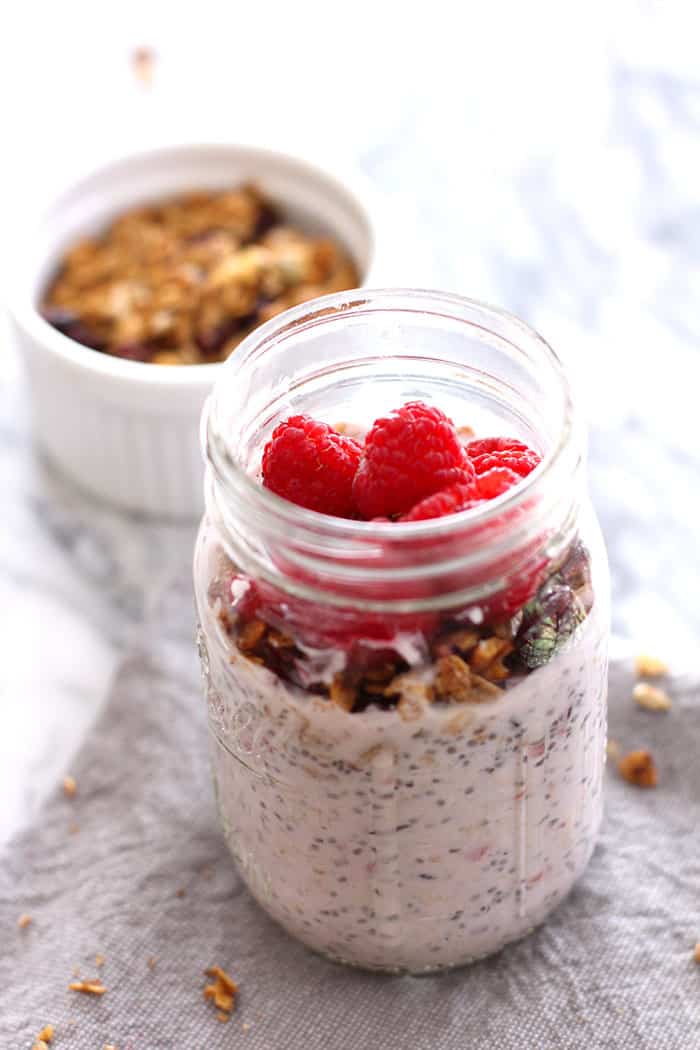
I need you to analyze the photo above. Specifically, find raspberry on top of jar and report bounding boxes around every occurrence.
[210,401,594,714]
[41,184,359,365]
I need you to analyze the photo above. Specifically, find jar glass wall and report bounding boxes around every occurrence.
[194,289,610,973]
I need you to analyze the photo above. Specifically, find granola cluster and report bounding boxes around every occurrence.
[215,539,594,713]
[41,185,359,364]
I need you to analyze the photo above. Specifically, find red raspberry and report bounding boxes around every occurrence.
[474,467,520,500]
[467,437,541,478]
[352,401,473,519]
[262,415,362,517]
[466,436,531,458]
[400,481,482,522]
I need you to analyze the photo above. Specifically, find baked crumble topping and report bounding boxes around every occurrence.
[42,186,359,365]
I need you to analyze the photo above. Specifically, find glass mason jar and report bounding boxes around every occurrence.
[194,289,610,974]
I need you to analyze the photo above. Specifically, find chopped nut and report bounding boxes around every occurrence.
[63,775,77,798]
[693,942,700,964]
[468,637,513,681]
[32,1042,48,1050]
[175,887,186,898]
[147,956,157,970]
[242,1021,252,1032]
[393,675,433,721]
[433,628,480,658]
[18,913,32,928]
[606,739,621,761]
[457,424,476,442]
[204,965,238,1020]
[618,749,658,788]
[104,1045,118,1050]
[237,618,267,652]
[95,953,106,968]
[329,673,356,712]
[434,654,473,702]
[69,979,107,995]
[434,655,502,703]
[635,653,669,678]
[633,682,672,712]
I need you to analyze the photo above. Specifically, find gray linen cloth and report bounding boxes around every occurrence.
[2,579,699,1049]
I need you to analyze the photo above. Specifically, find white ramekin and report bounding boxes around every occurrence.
[7,143,382,518]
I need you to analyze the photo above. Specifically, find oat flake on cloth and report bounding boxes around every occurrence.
[1,578,698,1050]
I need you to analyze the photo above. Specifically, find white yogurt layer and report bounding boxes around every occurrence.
[200,592,608,973]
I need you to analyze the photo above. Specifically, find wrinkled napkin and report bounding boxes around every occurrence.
[1,578,698,1050]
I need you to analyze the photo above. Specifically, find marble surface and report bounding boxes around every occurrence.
[2,0,700,843]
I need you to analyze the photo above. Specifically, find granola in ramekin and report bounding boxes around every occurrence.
[41,185,359,365]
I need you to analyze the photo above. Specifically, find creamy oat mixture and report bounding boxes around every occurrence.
[198,552,607,972]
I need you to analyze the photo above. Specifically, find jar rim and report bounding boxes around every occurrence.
[203,288,585,612]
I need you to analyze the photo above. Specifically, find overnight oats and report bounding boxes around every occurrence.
[194,290,610,973]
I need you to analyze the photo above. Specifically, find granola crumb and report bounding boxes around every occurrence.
[606,739,621,761]
[33,1025,54,1048]
[204,965,238,1020]
[63,775,77,798]
[618,749,658,788]
[635,653,669,678]
[132,46,155,85]
[217,1012,230,1023]
[632,682,672,712]
[175,887,186,898]
[468,637,513,681]
[69,822,80,835]
[95,954,106,968]
[32,1042,48,1050]
[147,956,157,971]
[18,913,32,928]
[242,1021,252,1032]
[433,628,480,659]
[693,942,700,964]
[434,654,473,703]
[68,979,107,996]
[237,618,267,652]
[104,1045,118,1050]
[329,673,357,712]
